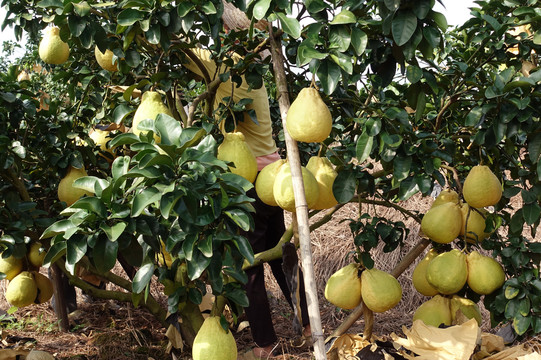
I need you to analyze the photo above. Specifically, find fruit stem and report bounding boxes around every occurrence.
[440,164,463,195]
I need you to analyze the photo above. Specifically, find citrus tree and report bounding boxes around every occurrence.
[1,0,541,354]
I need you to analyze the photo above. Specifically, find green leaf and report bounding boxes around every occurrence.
[513,314,531,335]
[118,9,145,27]
[233,235,254,264]
[383,0,399,11]
[68,16,86,37]
[329,25,351,52]
[351,28,368,56]
[428,11,448,31]
[393,156,412,182]
[146,24,161,45]
[528,133,541,163]
[93,236,119,273]
[253,0,271,20]
[187,250,211,280]
[333,169,356,203]
[66,234,87,265]
[481,14,501,31]
[305,0,328,13]
[356,132,373,163]
[225,209,252,231]
[71,197,107,218]
[523,203,541,225]
[73,1,90,16]
[113,104,134,125]
[42,241,67,267]
[155,113,182,146]
[41,219,76,239]
[177,2,194,17]
[465,107,483,127]
[131,187,162,217]
[398,178,420,200]
[330,51,353,74]
[330,10,356,25]
[316,60,341,95]
[201,1,217,15]
[100,222,127,242]
[275,13,301,39]
[406,66,423,84]
[133,263,155,294]
[412,0,431,19]
[392,10,417,46]
[297,41,328,67]
[36,0,63,8]
[505,285,520,299]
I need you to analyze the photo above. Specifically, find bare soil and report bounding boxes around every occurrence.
[1,194,540,359]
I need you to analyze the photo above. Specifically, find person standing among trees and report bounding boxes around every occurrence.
[178,4,312,357]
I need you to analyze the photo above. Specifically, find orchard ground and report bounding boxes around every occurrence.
[1,190,539,359]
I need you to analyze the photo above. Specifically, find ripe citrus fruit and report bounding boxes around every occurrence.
[306,156,338,210]
[361,268,402,313]
[421,202,462,243]
[466,251,505,295]
[431,189,459,208]
[132,91,173,142]
[39,26,70,65]
[412,249,439,296]
[5,271,38,308]
[413,295,452,327]
[462,165,502,208]
[286,87,332,143]
[324,263,362,310]
[95,46,118,72]
[33,272,54,304]
[28,242,46,268]
[0,255,23,280]
[273,162,319,212]
[255,159,286,206]
[450,295,482,326]
[426,249,468,295]
[217,132,258,183]
[58,166,94,206]
[192,316,237,360]
[460,204,491,243]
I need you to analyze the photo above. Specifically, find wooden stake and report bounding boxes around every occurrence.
[268,24,327,360]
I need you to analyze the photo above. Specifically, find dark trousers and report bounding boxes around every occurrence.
[242,188,309,348]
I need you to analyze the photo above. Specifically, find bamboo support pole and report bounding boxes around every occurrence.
[269,25,327,360]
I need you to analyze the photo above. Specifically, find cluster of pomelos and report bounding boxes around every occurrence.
[324,263,402,313]
[217,86,337,213]
[0,242,54,308]
[413,165,506,327]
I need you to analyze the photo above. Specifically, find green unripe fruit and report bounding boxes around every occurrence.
[426,249,468,295]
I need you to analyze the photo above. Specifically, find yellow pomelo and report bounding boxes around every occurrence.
[306,156,338,210]
[324,263,362,310]
[192,316,237,360]
[460,204,491,243]
[421,202,462,243]
[0,255,24,281]
[38,26,70,65]
[273,163,319,212]
[58,166,94,206]
[412,249,439,296]
[5,271,38,308]
[33,272,54,304]
[89,128,115,155]
[95,46,118,72]
[413,295,452,327]
[431,189,459,208]
[132,91,173,142]
[217,132,258,183]
[255,159,287,206]
[286,87,332,143]
[426,249,468,295]
[28,242,46,268]
[466,251,505,295]
[450,295,482,326]
[361,268,402,313]
[462,165,502,208]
